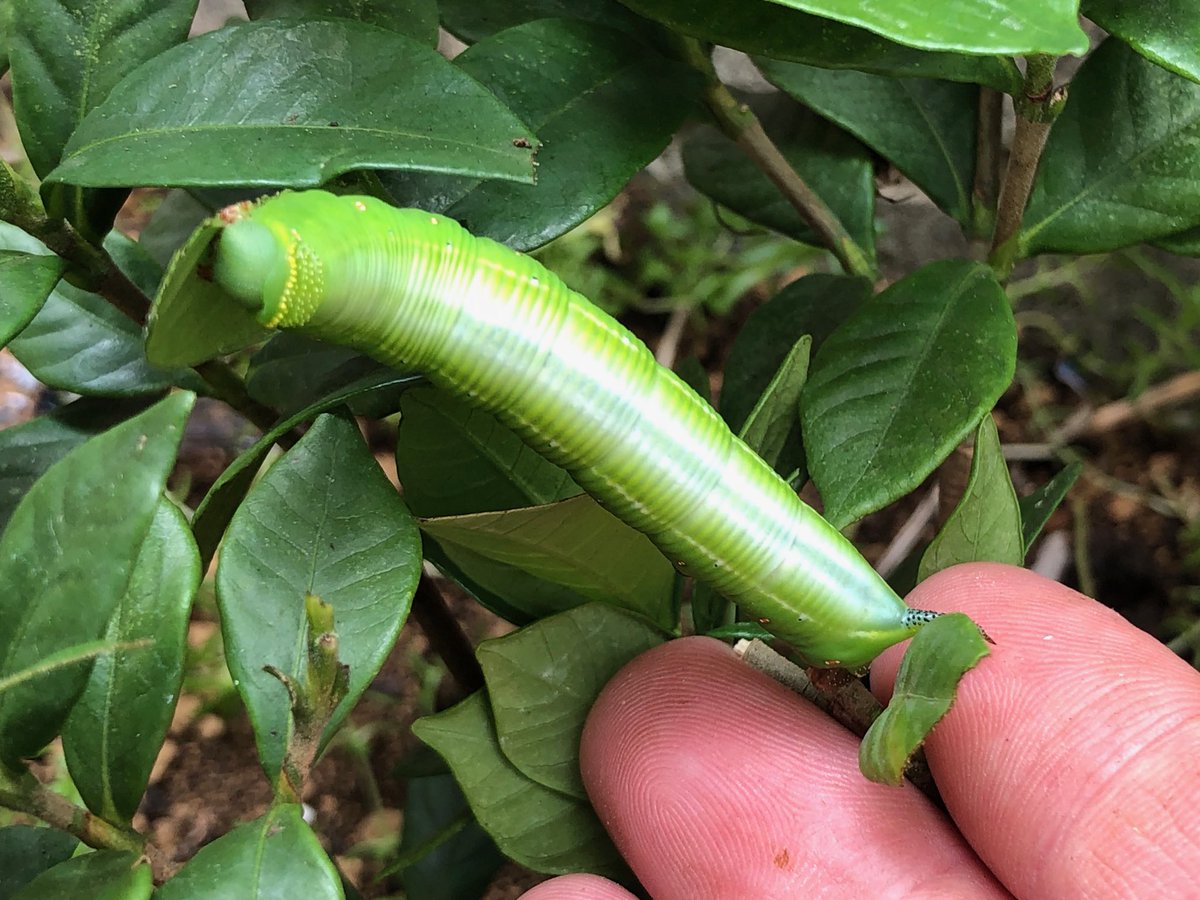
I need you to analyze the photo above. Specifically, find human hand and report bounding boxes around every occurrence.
[520,563,1200,898]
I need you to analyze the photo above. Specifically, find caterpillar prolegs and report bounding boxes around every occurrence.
[212,190,934,668]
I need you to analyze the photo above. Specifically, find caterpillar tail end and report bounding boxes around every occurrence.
[901,607,941,634]
[212,220,277,315]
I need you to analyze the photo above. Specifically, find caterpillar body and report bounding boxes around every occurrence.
[211,190,934,668]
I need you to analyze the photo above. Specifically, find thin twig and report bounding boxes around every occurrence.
[0,766,176,882]
[9,188,293,440]
[193,360,291,442]
[654,305,691,369]
[990,55,1067,278]
[971,86,1004,245]
[1054,371,1200,443]
[734,640,938,802]
[410,574,485,697]
[875,486,940,578]
[679,39,874,279]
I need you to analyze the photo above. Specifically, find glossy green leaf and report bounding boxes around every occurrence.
[157,804,341,900]
[0,221,180,395]
[216,414,421,782]
[7,277,180,396]
[412,692,627,878]
[479,603,664,798]
[8,0,196,178]
[145,215,273,368]
[753,0,1085,54]
[759,58,978,224]
[802,261,1015,528]
[918,415,1023,581]
[245,0,439,45]
[0,397,152,532]
[0,640,149,696]
[738,335,811,474]
[683,97,875,263]
[0,392,192,763]
[385,20,701,251]
[1022,39,1200,255]
[191,372,420,569]
[860,613,990,785]
[246,334,391,415]
[1084,0,1200,85]
[396,387,580,518]
[48,20,537,189]
[8,0,196,233]
[720,273,871,472]
[0,252,63,347]
[0,826,79,897]
[12,850,150,900]
[440,0,644,42]
[1019,461,1082,554]
[61,500,198,824]
[392,774,505,899]
[421,495,677,630]
[614,0,1021,89]
[423,539,589,626]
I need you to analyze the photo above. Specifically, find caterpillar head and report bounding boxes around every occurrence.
[212,203,324,329]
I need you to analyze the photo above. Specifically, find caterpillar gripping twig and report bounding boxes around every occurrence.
[207,189,935,669]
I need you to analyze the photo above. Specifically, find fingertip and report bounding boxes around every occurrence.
[872,562,1200,895]
[580,637,1001,897]
[519,874,635,899]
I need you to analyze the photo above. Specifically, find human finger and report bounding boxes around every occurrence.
[872,563,1200,897]
[520,873,637,899]
[580,636,1007,898]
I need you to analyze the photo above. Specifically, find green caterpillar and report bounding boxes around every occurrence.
[209,190,936,668]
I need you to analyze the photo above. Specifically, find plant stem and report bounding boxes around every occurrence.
[0,765,176,881]
[990,55,1067,278]
[1,175,289,439]
[193,360,291,442]
[735,640,939,802]
[679,39,874,279]
[410,575,485,697]
[971,87,1004,245]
